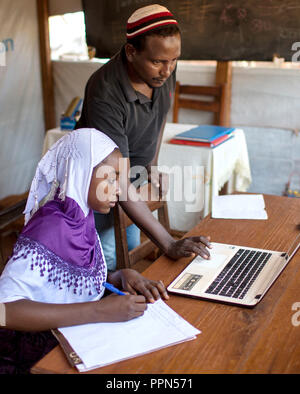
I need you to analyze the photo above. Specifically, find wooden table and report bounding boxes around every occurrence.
[32,194,300,374]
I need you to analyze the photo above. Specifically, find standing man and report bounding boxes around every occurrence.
[76,4,211,270]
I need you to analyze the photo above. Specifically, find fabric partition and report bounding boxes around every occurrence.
[0,0,44,200]
[52,60,103,126]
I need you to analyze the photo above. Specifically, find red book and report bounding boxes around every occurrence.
[169,133,233,147]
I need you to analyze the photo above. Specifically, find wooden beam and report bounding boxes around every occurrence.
[179,85,222,97]
[37,0,56,131]
[178,99,220,113]
[215,61,232,127]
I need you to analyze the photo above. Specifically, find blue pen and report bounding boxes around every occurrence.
[104,282,126,296]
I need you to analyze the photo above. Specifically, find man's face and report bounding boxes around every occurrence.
[127,33,181,88]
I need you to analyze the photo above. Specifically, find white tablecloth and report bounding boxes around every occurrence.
[158,123,251,231]
[42,123,251,231]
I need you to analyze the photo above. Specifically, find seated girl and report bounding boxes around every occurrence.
[0,129,169,374]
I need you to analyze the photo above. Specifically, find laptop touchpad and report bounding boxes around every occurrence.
[193,253,227,271]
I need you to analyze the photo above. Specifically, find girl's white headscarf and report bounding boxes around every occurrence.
[24,129,118,224]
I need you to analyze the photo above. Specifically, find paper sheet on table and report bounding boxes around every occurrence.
[58,299,201,372]
[212,194,268,219]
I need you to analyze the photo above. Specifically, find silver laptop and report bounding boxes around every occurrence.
[167,235,300,307]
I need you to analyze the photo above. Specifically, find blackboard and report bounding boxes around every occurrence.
[82,0,300,61]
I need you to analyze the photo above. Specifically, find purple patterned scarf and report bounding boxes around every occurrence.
[13,194,106,296]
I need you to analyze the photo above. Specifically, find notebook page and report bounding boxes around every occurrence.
[59,299,200,371]
[212,194,268,219]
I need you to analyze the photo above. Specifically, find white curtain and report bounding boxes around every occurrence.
[0,0,44,199]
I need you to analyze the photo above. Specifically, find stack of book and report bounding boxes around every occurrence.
[60,97,83,130]
[169,125,235,148]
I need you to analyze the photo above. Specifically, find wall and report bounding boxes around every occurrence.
[171,62,300,196]
[51,59,300,196]
[231,66,300,195]
[0,0,44,200]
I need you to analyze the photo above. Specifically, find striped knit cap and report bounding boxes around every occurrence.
[126,4,178,40]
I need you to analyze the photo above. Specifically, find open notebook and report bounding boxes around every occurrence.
[53,299,200,372]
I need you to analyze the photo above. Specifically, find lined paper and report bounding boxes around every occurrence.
[58,299,201,372]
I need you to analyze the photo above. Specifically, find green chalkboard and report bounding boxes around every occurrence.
[82,0,300,61]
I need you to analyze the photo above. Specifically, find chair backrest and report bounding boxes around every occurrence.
[172,81,227,126]
[0,199,26,231]
[113,183,171,270]
[0,198,27,271]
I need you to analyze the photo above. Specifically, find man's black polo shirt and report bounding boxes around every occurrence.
[76,46,176,169]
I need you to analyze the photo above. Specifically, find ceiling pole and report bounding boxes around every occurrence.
[37,0,56,131]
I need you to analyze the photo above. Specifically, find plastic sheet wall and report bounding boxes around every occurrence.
[0,0,44,200]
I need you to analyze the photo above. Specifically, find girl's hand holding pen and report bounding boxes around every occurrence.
[107,269,169,304]
[95,292,147,322]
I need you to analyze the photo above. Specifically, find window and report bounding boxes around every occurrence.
[48,11,88,60]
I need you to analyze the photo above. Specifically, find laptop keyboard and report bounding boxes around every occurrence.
[205,249,272,299]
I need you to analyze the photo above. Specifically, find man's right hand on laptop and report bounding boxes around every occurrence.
[166,235,212,260]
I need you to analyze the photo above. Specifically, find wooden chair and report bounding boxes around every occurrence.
[113,182,173,269]
[0,198,27,270]
[172,81,227,126]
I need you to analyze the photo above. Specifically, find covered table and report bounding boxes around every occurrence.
[158,123,251,231]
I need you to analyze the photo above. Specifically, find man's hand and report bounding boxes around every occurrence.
[166,236,212,260]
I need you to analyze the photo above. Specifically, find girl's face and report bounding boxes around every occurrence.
[88,149,122,214]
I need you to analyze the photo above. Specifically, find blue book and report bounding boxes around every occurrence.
[175,125,235,143]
